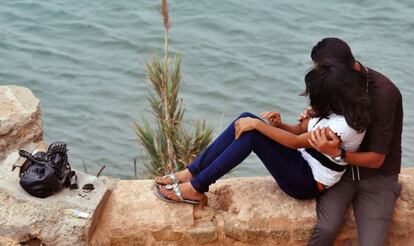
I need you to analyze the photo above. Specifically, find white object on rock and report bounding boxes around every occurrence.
[66,209,92,219]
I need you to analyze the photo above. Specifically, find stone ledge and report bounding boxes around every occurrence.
[89,168,414,245]
[0,146,110,246]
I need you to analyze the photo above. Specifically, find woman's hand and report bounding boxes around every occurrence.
[298,107,316,122]
[234,117,260,140]
[260,111,282,127]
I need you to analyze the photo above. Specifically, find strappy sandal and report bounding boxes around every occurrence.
[153,184,207,205]
[154,173,180,185]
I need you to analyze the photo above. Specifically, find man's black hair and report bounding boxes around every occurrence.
[311,38,356,68]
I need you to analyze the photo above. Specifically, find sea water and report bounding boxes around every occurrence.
[1,0,413,179]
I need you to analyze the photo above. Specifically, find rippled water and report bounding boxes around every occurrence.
[1,0,413,179]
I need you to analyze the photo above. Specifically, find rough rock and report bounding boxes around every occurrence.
[88,180,195,245]
[0,85,43,161]
[0,85,111,245]
[90,168,414,245]
[0,146,110,246]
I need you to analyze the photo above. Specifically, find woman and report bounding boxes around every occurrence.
[154,62,371,204]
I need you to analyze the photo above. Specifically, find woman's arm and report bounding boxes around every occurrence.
[279,120,309,135]
[235,117,312,149]
[256,120,312,149]
[260,111,309,135]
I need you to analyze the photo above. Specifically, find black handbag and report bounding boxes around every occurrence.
[18,142,77,198]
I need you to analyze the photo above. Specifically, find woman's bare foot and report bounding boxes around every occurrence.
[160,182,205,202]
[154,169,193,185]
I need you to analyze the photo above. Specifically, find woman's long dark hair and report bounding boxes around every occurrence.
[304,62,371,132]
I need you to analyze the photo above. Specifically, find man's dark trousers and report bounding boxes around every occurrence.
[308,174,401,246]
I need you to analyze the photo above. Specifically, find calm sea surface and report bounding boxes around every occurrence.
[1,1,413,179]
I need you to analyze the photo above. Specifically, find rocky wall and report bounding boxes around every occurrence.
[89,170,414,245]
[0,85,43,162]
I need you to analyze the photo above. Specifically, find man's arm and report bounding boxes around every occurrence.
[344,151,385,168]
[309,128,385,168]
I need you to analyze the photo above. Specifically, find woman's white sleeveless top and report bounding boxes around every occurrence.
[298,114,365,188]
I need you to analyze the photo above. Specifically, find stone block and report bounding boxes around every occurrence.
[0,86,42,162]
[91,170,414,245]
[187,221,217,244]
[89,180,195,245]
[0,148,110,246]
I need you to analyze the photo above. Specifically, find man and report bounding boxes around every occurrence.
[305,38,403,246]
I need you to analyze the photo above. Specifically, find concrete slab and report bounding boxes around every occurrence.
[0,146,110,246]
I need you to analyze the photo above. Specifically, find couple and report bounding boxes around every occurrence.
[154,37,403,246]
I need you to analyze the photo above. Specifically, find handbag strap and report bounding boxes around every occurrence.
[69,171,79,190]
[18,150,49,165]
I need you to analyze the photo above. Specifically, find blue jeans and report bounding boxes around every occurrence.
[187,112,321,200]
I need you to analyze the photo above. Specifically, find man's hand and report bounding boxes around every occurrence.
[234,117,259,140]
[308,127,341,157]
[298,107,315,122]
[260,112,281,127]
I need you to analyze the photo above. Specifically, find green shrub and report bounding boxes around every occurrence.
[134,0,213,177]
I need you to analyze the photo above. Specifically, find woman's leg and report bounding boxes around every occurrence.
[190,129,321,199]
[156,112,259,185]
[187,112,260,176]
